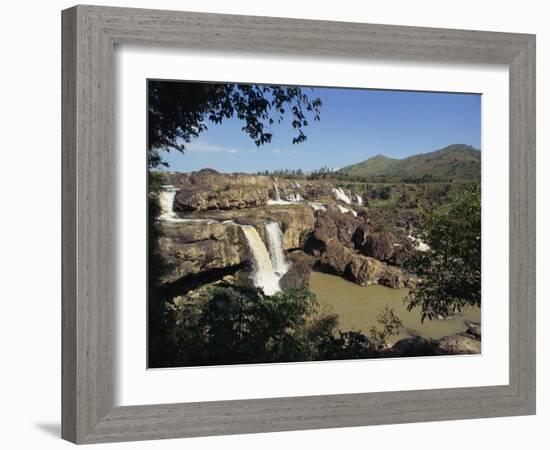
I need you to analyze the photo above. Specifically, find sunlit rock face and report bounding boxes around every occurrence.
[158,221,246,284]
[303,210,414,288]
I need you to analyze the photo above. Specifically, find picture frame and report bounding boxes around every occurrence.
[61,4,536,444]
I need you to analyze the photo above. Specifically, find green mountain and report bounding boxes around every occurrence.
[338,144,481,182]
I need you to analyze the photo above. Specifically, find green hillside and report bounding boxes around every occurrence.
[338,144,481,182]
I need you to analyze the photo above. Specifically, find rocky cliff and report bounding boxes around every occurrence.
[155,169,417,292]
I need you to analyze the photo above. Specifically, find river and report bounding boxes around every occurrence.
[309,271,480,342]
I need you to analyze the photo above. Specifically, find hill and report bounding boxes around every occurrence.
[338,144,481,182]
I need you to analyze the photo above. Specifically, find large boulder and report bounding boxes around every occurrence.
[168,169,274,212]
[389,336,439,357]
[165,168,273,189]
[158,221,246,283]
[280,251,314,290]
[305,211,413,288]
[353,228,396,262]
[305,210,361,253]
[174,186,268,212]
[438,334,481,354]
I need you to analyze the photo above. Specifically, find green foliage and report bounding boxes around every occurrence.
[152,283,407,367]
[166,285,320,366]
[148,81,322,168]
[406,184,481,321]
[368,306,404,350]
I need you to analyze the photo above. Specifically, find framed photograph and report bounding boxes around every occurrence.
[62,5,536,444]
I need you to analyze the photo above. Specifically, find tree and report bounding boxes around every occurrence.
[406,184,481,321]
[148,81,323,168]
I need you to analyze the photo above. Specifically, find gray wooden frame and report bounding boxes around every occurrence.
[62,4,536,444]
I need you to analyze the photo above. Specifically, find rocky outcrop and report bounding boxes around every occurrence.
[389,329,481,357]
[280,251,314,290]
[353,228,396,262]
[438,333,481,354]
[167,169,272,212]
[165,168,273,189]
[266,207,316,250]
[158,221,246,283]
[465,321,481,339]
[305,211,413,288]
[174,186,268,212]
[185,204,316,251]
[389,336,440,357]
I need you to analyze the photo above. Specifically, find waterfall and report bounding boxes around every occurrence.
[355,194,363,205]
[265,222,289,276]
[240,225,282,295]
[157,186,216,223]
[272,182,281,201]
[158,185,179,221]
[332,187,351,204]
[308,202,326,211]
[336,205,357,217]
[408,235,430,252]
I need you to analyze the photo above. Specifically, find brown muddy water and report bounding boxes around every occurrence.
[309,271,480,343]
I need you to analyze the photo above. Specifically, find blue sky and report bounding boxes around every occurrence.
[159,86,481,173]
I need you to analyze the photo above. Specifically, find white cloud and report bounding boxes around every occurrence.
[185,140,246,154]
[272,148,299,156]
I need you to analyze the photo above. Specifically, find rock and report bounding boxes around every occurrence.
[174,186,268,212]
[465,321,481,339]
[305,210,361,256]
[265,206,316,250]
[165,168,273,189]
[353,228,397,262]
[166,169,276,212]
[389,336,439,357]
[438,334,481,354]
[158,221,246,283]
[193,204,316,251]
[346,253,412,288]
[305,211,413,288]
[280,251,314,290]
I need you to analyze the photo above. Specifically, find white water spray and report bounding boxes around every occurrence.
[272,182,281,201]
[308,202,327,211]
[336,205,357,217]
[265,222,289,276]
[240,225,282,295]
[158,186,217,224]
[332,187,352,204]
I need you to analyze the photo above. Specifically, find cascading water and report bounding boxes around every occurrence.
[332,187,352,204]
[158,185,179,221]
[272,182,281,201]
[336,205,357,217]
[408,235,430,252]
[308,202,327,211]
[265,222,289,276]
[355,194,363,205]
[158,186,217,224]
[240,225,282,295]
